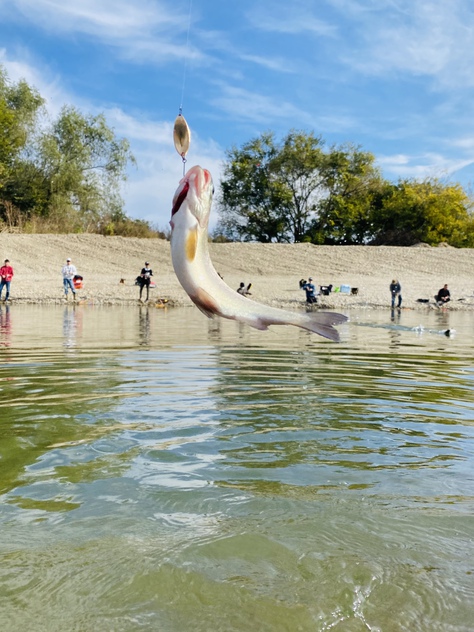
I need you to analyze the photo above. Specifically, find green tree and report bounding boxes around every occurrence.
[268,131,327,242]
[371,179,474,247]
[0,65,137,233]
[308,143,381,244]
[36,105,135,230]
[0,68,44,193]
[217,132,284,242]
[217,131,381,244]
[218,131,327,242]
[217,128,474,247]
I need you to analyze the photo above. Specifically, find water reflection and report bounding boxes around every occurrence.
[138,306,151,346]
[62,305,82,349]
[0,303,11,347]
[389,307,402,348]
[390,306,401,323]
[434,307,451,333]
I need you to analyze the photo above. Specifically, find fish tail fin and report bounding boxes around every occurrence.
[298,311,348,341]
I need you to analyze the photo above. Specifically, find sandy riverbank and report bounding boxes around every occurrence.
[0,234,473,311]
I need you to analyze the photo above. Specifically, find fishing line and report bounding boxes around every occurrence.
[173,0,193,175]
[179,0,193,118]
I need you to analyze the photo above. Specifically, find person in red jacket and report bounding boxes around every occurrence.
[0,259,14,302]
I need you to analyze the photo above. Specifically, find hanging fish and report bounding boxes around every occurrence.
[170,165,348,341]
[173,114,191,158]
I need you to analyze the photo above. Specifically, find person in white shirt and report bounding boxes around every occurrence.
[62,257,77,299]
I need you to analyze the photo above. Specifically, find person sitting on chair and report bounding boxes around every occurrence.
[435,284,450,305]
[237,282,252,296]
[302,277,317,304]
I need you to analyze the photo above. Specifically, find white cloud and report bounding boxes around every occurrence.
[239,54,296,73]
[210,84,307,125]
[246,0,474,89]
[331,0,474,87]
[208,81,359,136]
[1,0,205,65]
[105,109,172,144]
[8,0,177,36]
[378,154,410,167]
[450,137,474,151]
[245,2,337,36]
[377,152,474,181]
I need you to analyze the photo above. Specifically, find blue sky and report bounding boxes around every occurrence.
[2,0,474,230]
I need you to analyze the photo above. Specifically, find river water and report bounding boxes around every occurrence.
[0,304,473,631]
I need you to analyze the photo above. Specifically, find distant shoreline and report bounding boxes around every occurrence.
[1,234,473,311]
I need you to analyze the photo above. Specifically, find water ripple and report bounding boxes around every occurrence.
[0,307,473,631]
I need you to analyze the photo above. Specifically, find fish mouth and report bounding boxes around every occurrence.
[171,181,189,217]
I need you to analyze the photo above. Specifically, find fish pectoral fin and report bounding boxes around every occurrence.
[190,287,221,318]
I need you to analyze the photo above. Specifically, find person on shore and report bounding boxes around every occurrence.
[0,259,14,302]
[237,282,252,296]
[302,277,317,304]
[435,284,450,306]
[139,261,153,302]
[62,258,77,299]
[389,279,402,308]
